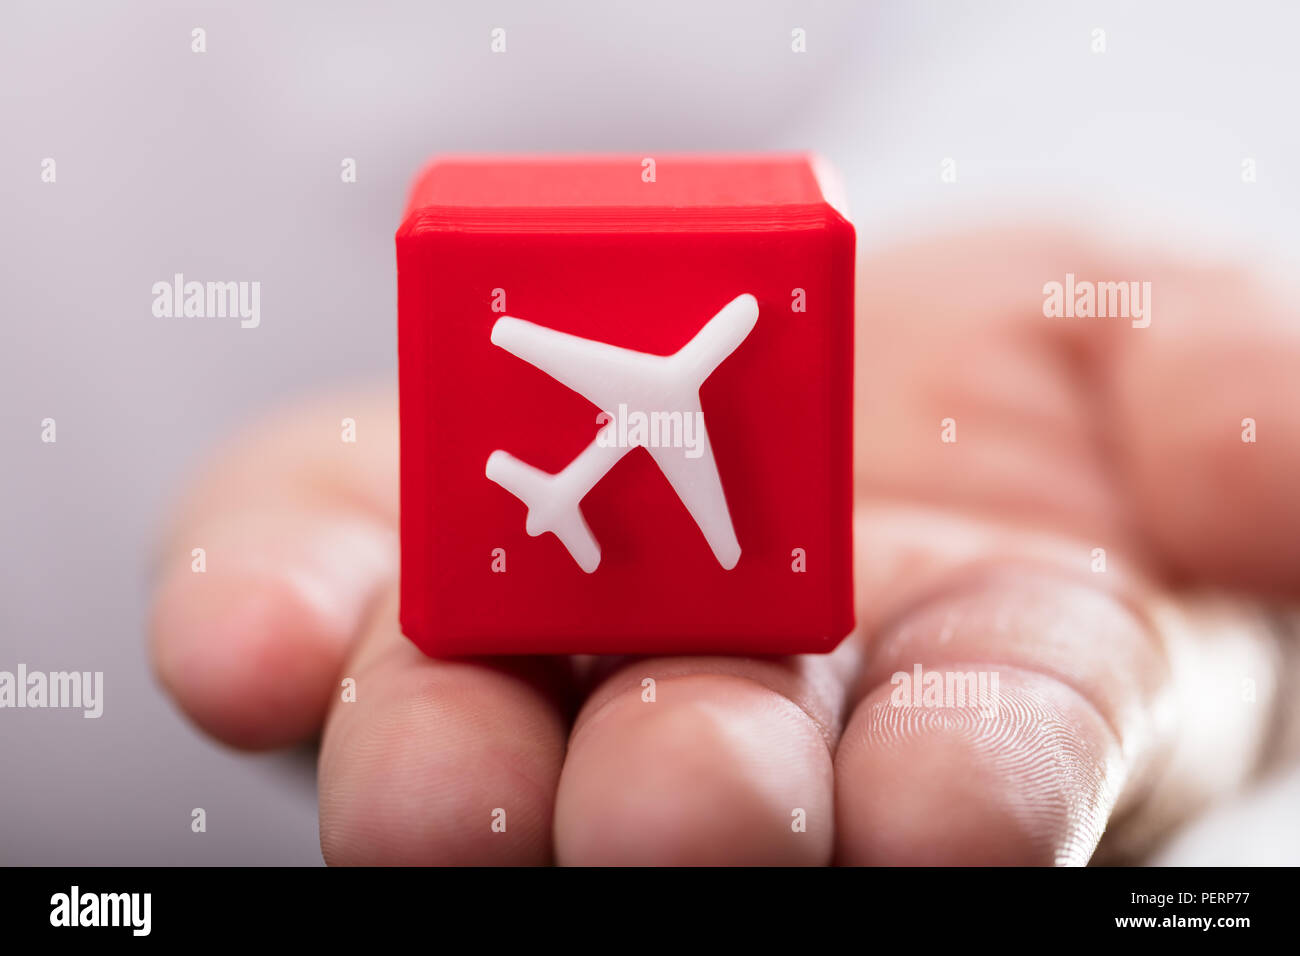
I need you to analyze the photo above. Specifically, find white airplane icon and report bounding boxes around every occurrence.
[485,293,759,573]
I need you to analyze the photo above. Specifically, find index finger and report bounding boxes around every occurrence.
[148,387,399,749]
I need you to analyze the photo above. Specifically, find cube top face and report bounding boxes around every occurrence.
[398,155,854,657]
[403,154,833,213]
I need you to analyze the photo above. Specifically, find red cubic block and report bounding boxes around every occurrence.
[397,154,855,656]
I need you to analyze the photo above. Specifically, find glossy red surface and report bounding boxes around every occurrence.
[397,155,855,655]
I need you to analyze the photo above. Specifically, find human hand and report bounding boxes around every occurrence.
[149,228,1300,864]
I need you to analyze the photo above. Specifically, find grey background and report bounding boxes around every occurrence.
[2,0,1297,864]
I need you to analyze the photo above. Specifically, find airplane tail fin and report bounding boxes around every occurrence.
[672,293,759,386]
[485,450,601,572]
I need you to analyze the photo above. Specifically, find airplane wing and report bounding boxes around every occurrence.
[490,317,661,413]
[645,410,741,569]
[486,449,603,572]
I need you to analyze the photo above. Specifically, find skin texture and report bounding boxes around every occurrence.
[149,228,1300,865]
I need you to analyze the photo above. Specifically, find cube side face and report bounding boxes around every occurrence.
[397,232,439,653]
[399,207,854,656]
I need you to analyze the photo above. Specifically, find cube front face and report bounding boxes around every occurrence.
[398,157,854,656]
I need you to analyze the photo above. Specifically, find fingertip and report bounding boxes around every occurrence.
[1109,288,1300,594]
[149,507,397,749]
[554,674,835,866]
[150,565,350,749]
[317,616,569,866]
[835,670,1121,866]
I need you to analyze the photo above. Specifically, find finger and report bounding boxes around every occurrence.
[317,588,573,865]
[1103,265,1300,594]
[855,230,1300,595]
[836,565,1173,866]
[553,650,858,865]
[149,388,398,749]
[150,506,396,748]
[854,228,1140,550]
[1095,593,1283,862]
